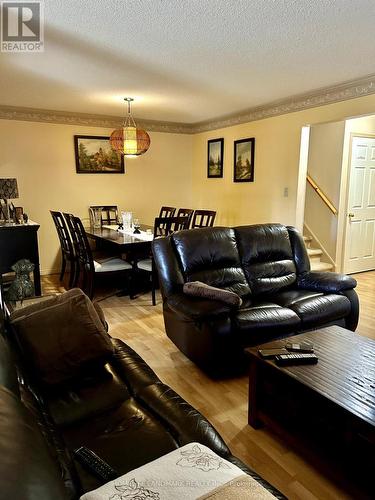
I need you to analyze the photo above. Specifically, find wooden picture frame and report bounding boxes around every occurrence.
[207,138,224,178]
[74,135,125,174]
[233,138,255,182]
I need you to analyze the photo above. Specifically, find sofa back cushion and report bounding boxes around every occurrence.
[235,224,297,295]
[172,227,251,297]
[10,290,114,385]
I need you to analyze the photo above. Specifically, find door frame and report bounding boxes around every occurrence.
[339,132,375,273]
[295,126,311,233]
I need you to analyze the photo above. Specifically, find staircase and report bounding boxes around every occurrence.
[303,235,333,272]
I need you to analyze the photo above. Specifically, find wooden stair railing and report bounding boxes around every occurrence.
[306,173,338,216]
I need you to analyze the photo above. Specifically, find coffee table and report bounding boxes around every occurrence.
[245,326,375,481]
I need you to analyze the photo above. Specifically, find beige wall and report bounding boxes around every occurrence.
[3,93,375,276]
[0,120,193,274]
[192,94,375,229]
[304,121,346,261]
[346,114,375,135]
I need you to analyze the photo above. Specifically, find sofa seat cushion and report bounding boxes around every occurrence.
[288,294,351,329]
[62,395,179,494]
[267,289,324,307]
[234,302,300,341]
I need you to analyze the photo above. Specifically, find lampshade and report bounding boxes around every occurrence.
[110,98,151,157]
[0,178,19,199]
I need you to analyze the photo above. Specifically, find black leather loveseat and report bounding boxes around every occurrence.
[0,291,282,499]
[153,223,359,374]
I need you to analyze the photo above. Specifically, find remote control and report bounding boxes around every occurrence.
[285,341,314,353]
[74,447,118,482]
[258,347,289,359]
[275,352,318,366]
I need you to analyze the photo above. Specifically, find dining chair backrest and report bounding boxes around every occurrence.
[50,210,74,258]
[176,208,194,228]
[64,213,94,272]
[154,216,190,238]
[89,205,118,225]
[159,206,176,218]
[191,210,216,228]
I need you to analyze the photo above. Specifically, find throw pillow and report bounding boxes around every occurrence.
[11,292,114,385]
[183,281,242,307]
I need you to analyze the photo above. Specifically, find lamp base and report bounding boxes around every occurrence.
[1,199,15,225]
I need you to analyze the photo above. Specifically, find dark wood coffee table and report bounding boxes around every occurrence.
[245,326,375,483]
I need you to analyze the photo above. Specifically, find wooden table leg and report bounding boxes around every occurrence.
[33,266,41,296]
[248,357,262,429]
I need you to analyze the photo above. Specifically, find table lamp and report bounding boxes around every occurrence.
[0,178,19,224]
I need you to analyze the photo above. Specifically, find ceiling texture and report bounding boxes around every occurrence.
[1,0,375,126]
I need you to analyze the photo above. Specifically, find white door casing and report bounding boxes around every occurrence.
[344,136,375,273]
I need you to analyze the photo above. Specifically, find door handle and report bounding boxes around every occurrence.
[348,213,355,218]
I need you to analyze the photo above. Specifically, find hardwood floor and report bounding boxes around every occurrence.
[41,271,375,500]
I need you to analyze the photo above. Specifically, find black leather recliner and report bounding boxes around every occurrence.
[0,323,283,499]
[152,223,359,374]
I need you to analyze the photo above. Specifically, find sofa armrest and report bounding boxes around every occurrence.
[139,382,231,454]
[297,271,357,293]
[111,339,160,397]
[167,292,232,321]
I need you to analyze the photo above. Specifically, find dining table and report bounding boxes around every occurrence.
[85,224,154,252]
[85,224,154,297]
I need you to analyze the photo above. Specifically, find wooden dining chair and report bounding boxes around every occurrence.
[89,205,119,225]
[176,208,194,228]
[50,210,77,289]
[191,209,216,228]
[136,216,190,305]
[159,206,176,218]
[63,213,132,299]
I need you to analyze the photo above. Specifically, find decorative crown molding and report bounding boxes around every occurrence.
[1,73,375,134]
[0,105,194,134]
[193,73,375,133]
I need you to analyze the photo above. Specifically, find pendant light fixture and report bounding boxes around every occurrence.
[110,97,150,157]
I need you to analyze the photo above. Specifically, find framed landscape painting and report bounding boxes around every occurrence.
[207,138,224,178]
[233,137,255,182]
[74,135,124,174]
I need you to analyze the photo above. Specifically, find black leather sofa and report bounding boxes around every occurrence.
[153,223,359,373]
[0,307,283,499]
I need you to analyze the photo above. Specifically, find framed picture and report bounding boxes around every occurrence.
[74,135,124,174]
[233,138,255,182]
[207,138,224,178]
[15,206,24,223]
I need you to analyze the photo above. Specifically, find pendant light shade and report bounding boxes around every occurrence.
[110,98,150,157]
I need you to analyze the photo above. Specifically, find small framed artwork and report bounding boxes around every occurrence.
[233,138,255,182]
[207,138,224,178]
[13,206,23,223]
[74,135,125,174]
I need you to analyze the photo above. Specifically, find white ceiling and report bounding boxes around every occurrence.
[1,0,375,124]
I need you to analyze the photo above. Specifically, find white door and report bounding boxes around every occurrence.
[344,136,375,273]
